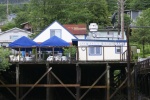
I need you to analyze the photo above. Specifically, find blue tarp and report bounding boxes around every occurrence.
[9,36,38,48]
[39,36,70,47]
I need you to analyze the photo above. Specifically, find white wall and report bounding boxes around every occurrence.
[0,28,30,47]
[33,21,77,43]
[0,31,28,42]
[88,31,126,40]
[75,35,86,39]
[77,40,127,61]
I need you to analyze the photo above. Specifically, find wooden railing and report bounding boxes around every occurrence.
[122,50,133,61]
[8,46,133,63]
[137,58,150,72]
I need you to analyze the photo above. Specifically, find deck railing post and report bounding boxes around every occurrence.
[86,47,88,61]
[120,46,121,61]
[70,46,72,62]
[77,46,79,62]
[35,47,37,62]
[102,46,105,61]
[52,47,54,61]
[19,48,20,62]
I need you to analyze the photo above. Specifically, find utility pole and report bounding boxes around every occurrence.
[126,27,131,100]
[120,0,125,39]
[120,0,131,99]
[6,0,9,21]
[118,0,131,100]
[117,0,121,35]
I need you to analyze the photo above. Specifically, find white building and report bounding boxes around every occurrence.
[72,23,127,61]
[0,27,32,47]
[33,21,77,43]
[33,21,128,61]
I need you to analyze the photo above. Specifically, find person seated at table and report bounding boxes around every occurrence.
[26,52,29,57]
[21,51,24,57]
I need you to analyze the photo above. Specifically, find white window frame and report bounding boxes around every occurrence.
[50,29,62,38]
[115,46,122,54]
[10,35,20,41]
[89,45,102,56]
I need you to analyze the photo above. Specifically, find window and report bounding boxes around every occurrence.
[50,29,61,38]
[108,32,114,36]
[10,35,20,40]
[115,46,122,54]
[89,46,102,56]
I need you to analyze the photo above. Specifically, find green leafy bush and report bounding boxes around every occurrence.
[63,46,77,57]
[0,47,11,71]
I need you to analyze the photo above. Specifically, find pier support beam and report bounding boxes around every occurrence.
[79,67,108,100]
[19,67,52,100]
[106,64,110,100]
[134,63,138,100]
[76,63,81,100]
[16,63,19,100]
[46,63,50,100]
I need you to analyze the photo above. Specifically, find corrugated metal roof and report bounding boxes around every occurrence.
[63,24,87,35]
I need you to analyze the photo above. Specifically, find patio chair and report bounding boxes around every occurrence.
[47,56,53,61]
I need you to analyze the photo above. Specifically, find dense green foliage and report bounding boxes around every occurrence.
[1,0,150,58]
[0,0,112,34]
[0,47,11,71]
[1,22,16,31]
[63,46,77,57]
[130,8,150,43]
[128,0,150,10]
[106,0,118,14]
[130,8,150,57]
[27,0,111,32]
[0,4,7,22]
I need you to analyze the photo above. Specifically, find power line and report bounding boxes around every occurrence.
[1,2,150,6]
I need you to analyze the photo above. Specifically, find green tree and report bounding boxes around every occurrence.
[130,8,150,57]
[124,14,132,27]
[84,0,111,27]
[0,4,7,22]
[63,45,77,57]
[1,22,16,31]
[130,8,150,43]
[106,0,118,14]
[14,11,29,28]
[14,4,30,28]
[129,0,150,10]
[28,0,110,31]
[0,47,11,71]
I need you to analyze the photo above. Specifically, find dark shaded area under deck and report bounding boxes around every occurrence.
[0,61,135,100]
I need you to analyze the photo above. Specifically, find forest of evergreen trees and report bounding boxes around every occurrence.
[0,0,150,58]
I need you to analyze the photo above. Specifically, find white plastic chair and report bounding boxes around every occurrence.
[55,56,61,61]
[47,56,53,61]
[9,55,14,62]
[61,56,67,61]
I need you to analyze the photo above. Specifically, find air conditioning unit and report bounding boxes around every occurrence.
[89,23,98,32]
